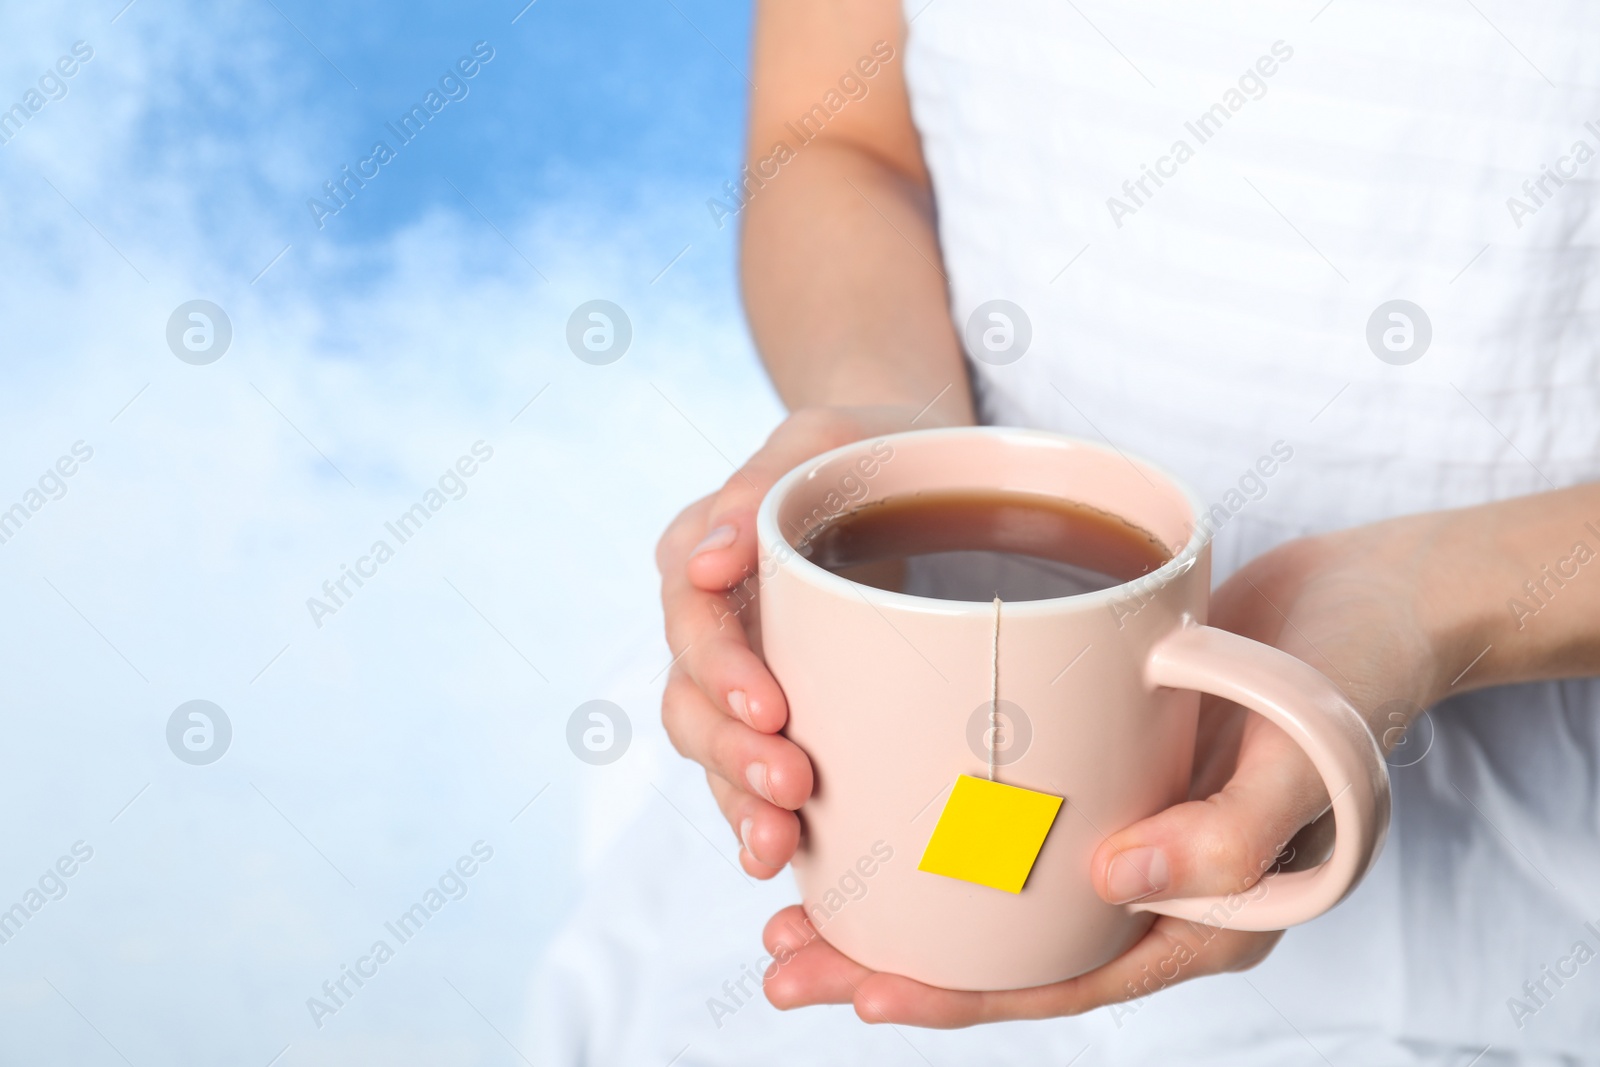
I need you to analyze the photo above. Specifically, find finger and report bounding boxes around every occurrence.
[706,771,798,875]
[761,906,869,1008]
[660,671,813,810]
[763,906,820,956]
[683,409,882,591]
[658,494,787,733]
[843,917,1279,1028]
[1092,714,1328,905]
[660,552,789,734]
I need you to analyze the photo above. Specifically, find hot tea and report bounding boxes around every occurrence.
[797,489,1172,602]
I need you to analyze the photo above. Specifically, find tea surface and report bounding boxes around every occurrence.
[797,489,1172,602]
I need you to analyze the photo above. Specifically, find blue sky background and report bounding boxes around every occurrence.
[0,2,787,1064]
[7,0,752,281]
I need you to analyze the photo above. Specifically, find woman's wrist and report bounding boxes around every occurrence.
[1342,486,1600,707]
[1406,509,1508,704]
[1304,509,1492,711]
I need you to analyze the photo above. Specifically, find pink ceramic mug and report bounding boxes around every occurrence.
[755,427,1390,991]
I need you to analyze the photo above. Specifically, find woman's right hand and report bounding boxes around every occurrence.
[656,405,964,877]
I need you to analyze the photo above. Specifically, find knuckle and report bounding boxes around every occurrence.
[1226,941,1275,974]
[1220,930,1282,973]
[659,678,695,752]
[663,601,715,659]
[661,615,690,662]
[708,717,748,779]
[659,707,688,758]
[1202,799,1280,892]
[704,769,737,812]
[1220,831,1269,891]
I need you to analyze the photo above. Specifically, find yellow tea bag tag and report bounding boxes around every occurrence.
[918,774,1063,894]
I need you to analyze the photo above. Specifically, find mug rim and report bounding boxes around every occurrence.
[755,426,1210,617]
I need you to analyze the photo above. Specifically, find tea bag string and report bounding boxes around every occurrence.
[989,595,1001,783]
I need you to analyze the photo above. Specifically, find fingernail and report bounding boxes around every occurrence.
[727,689,753,727]
[691,524,736,558]
[739,817,757,859]
[1106,847,1170,905]
[746,761,775,803]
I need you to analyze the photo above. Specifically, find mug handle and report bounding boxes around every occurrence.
[1130,623,1392,930]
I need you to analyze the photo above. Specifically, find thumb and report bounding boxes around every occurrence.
[1091,717,1331,907]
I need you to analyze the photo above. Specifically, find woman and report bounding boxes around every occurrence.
[658,0,1600,1055]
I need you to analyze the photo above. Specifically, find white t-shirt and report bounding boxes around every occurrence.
[905,0,1600,1055]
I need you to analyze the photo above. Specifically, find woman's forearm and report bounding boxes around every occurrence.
[739,0,972,427]
[740,143,972,425]
[1364,483,1600,702]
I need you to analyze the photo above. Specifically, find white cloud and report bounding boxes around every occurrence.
[0,3,780,1061]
